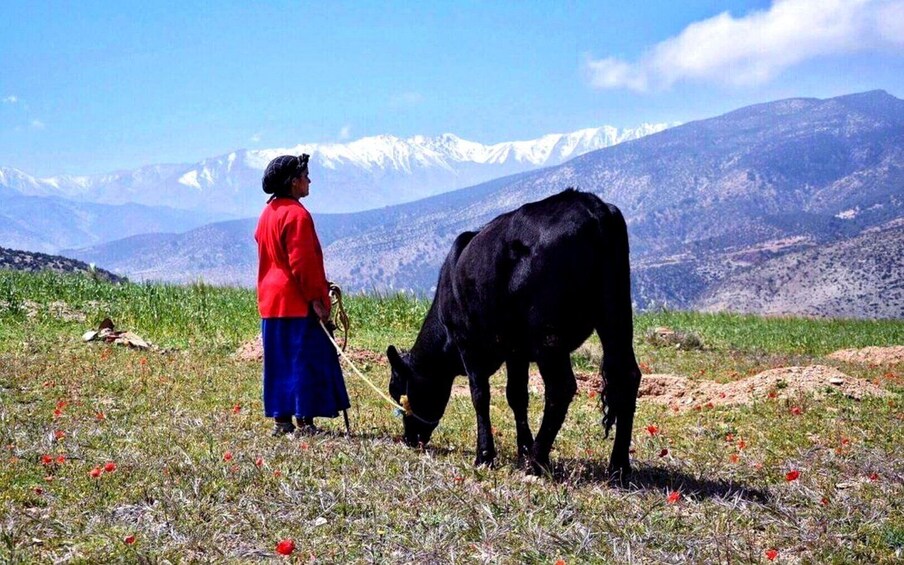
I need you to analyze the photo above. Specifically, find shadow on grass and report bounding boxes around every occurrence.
[550,458,771,503]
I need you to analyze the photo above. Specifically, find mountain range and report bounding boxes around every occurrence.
[63,90,904,318]
[0,123,670,229]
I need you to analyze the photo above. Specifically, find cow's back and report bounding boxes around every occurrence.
[444,189,623,359]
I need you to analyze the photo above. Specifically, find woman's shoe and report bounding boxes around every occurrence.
[271,421,296,436]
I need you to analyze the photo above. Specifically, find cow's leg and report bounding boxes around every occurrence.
[601,353,641,479]
[505,356,533,467]
[530,353,577,474]
[466,366,497,467]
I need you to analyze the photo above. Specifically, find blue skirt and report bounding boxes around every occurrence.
[262,316,351,419]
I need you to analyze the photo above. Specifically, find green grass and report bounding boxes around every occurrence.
[1,271,902,562]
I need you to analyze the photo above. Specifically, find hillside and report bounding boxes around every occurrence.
[0,247,123,283]
[67,90,904,318]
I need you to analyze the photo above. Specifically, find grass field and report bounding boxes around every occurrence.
[1,271,902,563]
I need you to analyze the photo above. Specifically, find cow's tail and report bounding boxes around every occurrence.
[597,203,640,438]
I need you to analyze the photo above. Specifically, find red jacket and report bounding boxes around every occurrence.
[255,198,330,318]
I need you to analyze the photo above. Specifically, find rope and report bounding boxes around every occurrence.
[319,320,405,413]
[328,283,350,351]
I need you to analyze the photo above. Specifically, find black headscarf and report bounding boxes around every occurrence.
[262,154,309,200]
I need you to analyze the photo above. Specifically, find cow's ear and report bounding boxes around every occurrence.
[386,345,403,371]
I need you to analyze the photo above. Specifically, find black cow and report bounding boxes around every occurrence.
[387,189,641,476]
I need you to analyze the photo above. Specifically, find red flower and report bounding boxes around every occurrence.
[223,451,233,461]
[53,409,63,418]
[56,400,68,410]
[588,390,597,399]
[232,404,241,414]
[276,539,295,555]
[255,457,264,468]
[33,487,43,495]
[646,424,659,436]
[658,448,669,458]
[725,433,734,442]
[273,470,282,477]
[124,535,136,545]
[765,548,778,561]
[104,461,117,473]
[729,454,740,463]
[868,472,879,481]
[767,391,777,399]
[55,455,66,464]
[821,497,829,505]
[790,406,802,415]
[737,439,747,449]
[54,430,66,440]
[555,560,566,565]
[95,411,106,421]
[704,401,714,409]
[666,491,681,504]
[90,467,102,478]
[139,357,147,366]
[41,454,53,465]
[299,442,309,450]
[453,475,464,483]
[785,470,800,482]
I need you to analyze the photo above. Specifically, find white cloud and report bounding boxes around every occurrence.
[585,0,904,92]
[2,95,17,104]
[30,119,45,130]
[338,125,351,140]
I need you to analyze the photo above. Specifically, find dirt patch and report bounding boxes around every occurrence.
[235,334,263,361]
[638,365,892,410]
[234,335,388,368]
[827,346,904,365]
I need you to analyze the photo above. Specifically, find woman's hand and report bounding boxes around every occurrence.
[311,299,330,323]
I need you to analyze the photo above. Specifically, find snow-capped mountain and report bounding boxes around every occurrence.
[1,124,672,218]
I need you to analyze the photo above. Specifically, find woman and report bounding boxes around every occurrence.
[255,153,350,436]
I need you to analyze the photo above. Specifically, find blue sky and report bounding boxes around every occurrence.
[2,0,903,176]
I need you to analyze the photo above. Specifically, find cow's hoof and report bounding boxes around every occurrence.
[527,455,552,476]
[474,449,498,468]
[607,463,632,484]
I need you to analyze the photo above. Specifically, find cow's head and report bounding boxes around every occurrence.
[387,345,439,447]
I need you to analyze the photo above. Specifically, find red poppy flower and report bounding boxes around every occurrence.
[232,404,241,414]
[725,433,734,442]
[453,476,464,483]
[139,357,147,365]
[666,491,681,504]
[56,400,68,410]
[646,424,659,436]
[104,461,117,473]
[95,412,106,421]
[53,409,63,418]
[223,451,233,461]
[55,455,66,464]
[767,391,777,399]
[299,442,309,450]
[276,539,295,555]
[41,454,53,465]
[90,467,102,478]
[765,548,778,561]
[273,470,282,477]
[124,535,135,545]
[785,470,800,481]
[737,439,747,449]
[54,430,66,439]
[790,406,802,415]
[693,405,702,411]
[729,454,740,463]
[659,448,669,458]
[704,401,714,409]
[821,497,829,505]
[555,560,566,565]
[588,390,597,399]
[255,457,264,468]
[868,472,879,481]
